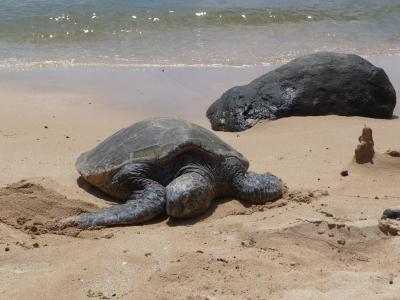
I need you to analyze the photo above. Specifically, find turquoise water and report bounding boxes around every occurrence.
[1,0,399,67]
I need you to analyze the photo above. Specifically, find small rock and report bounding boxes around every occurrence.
[317,229,325,235]
[32,243,39,248]
[102,233,114,239]
[217,257,228,263]
[389,280,393,284]
[5,247,10,252]
[340,170,349,177]
[386,150,400,157]
[328,233,335,237]
[196,250,204,254]
[241,238,256,247]
[144,252,152,257]
[65,135,70,139]
[44,125,48,129]
[337,238,346,245]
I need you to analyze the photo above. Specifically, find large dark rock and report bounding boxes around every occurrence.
[207,52,397,132]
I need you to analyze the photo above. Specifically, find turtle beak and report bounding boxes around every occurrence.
[166,199,185,217]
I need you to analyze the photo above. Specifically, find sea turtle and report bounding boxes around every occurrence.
[60,117,283,228]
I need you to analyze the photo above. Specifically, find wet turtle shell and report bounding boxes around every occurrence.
[76,117,249,187]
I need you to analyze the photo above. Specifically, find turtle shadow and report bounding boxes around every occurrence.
[76,177,122,204]
[166,196,251,227]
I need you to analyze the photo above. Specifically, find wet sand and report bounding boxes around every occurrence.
[1,56,400,299]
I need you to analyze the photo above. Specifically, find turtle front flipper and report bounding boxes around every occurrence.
[231,172,283,204]
[59,164,166,228]
[60,195,165,228]
[222,157,283,204]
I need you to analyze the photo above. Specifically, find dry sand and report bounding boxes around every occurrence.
[1,57,400,299]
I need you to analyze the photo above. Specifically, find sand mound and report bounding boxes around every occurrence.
[280,219,387,247]
[379,219,400,236]
[0,179,97,236]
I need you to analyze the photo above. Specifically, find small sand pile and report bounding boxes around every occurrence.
[379,219,400,236]
[354,126,374,164]
[286,189,329,204]
[0,180,97,236]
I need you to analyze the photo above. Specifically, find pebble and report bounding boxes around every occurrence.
[337,238,346,245]
[241,239,256,247]
[340,170,349,177]
[102,233,114,239]
[5,247,10,252]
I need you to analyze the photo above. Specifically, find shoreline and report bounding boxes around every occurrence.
[1,52,400,70]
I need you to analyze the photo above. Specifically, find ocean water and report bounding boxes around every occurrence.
[0,0,399,68]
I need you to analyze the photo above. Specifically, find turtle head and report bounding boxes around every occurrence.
[166,170,214,219]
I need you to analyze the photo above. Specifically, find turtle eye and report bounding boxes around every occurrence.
[180,196,189,205]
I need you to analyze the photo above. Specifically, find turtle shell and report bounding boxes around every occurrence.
[76,117,248,186]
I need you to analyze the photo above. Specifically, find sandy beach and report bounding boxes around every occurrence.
[1,56,400,299]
